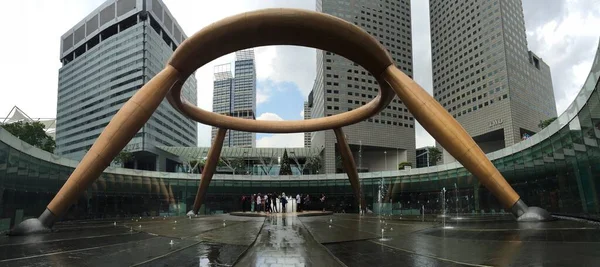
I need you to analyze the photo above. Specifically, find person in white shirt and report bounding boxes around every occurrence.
[263,195,268,212]
[256,193,262,213]
[296,194,302,212]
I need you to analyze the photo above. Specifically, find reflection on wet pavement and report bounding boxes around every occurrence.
[235,214,343,267]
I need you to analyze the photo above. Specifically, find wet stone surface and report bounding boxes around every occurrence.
[325,240,461,267]
[1,214,600,266]
[235,214,343,266]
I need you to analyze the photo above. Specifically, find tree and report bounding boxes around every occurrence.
[427,147,442,166]
[188,158,205,173]
[538,117,557,129]
[113,151,134,167]
[279,149,293,175]
[1,121,55,153]
[398,161,412,170]
[230,158,247,174]
[305,156,322,174]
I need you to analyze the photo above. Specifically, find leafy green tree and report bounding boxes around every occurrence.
[113,151,134,167]
[279,149,293,175]
[398,161,412,170]
[427,147,442,166]
[538,117,557,129]
[1,121,55,153]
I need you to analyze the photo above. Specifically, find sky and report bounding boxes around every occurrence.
[0,0,598,149]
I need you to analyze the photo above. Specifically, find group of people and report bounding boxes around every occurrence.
[240,193,327,213]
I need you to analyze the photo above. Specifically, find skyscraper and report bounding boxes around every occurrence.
[304,99,311,148]
[56,0,198,171]
[429,0,557,162]
[211,50,257,147]
[313,0,415,173]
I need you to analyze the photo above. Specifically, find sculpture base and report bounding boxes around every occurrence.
[186,210,196,216]
[8,208,56,236]
[511,199,553,222]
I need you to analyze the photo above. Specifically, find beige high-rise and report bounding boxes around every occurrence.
[429,0,557,162]
[313,0,416,173]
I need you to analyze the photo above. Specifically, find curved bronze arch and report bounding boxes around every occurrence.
[10,8,549,235]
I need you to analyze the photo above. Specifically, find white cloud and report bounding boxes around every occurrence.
[415,123,435,148]
[300,109,305,119]
[524,1,600,114]
[0,0,106,119]
[256,112,284,121]
[197,123,212,147]
[256,89,270,105]
[411,0,435,147]
[254,46,316,97]
[257,133,304,148]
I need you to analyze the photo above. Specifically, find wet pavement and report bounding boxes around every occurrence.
[235,214,343,266]
[1,213,600,266]
[0,215,263,266]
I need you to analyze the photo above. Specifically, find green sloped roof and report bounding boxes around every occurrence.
[157,146,323,160]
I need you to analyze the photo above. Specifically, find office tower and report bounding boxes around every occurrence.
[313,0,415,173]
[211,50,257,147]
[56,0,198,171]
[429,0,557,162]
[304,99,312,148]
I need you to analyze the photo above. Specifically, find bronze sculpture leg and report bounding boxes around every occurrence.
[334,128,366,213]
[382,66,551,221]
[188,128,227,215]
[9,66,182,235]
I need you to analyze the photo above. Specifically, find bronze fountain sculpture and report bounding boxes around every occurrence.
[10,9,551,235]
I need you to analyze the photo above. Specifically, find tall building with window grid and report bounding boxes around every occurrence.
[429,0,556,162]
[211,50,257,147]
[56,0,197,171]
[312,0,415,173]
[304,100,311,148]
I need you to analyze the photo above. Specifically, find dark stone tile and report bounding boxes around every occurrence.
[0,232,155,261]
[139,242,247,267]
[325,240,457,267]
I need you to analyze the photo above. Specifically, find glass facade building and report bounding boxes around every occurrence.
[211,50,257,148]
[56,0,197,171]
